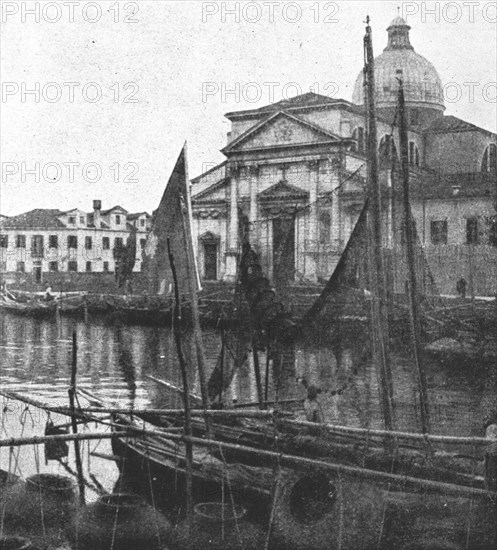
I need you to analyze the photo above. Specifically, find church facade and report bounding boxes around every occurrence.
[191,17,497,296]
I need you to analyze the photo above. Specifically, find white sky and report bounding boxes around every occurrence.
[1,0,496,216]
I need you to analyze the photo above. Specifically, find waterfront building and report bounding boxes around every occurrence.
[0,200,151,285]
[191,17,497,296]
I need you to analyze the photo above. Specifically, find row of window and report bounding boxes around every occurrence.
[353,129,421,167]
[352,132,496,174]
[0,235,147,251]
[66,214,146,227]
[11,261,111,273]
[430,218,497,246]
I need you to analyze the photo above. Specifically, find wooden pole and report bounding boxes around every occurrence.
[167,237,194,532]
[398,80,430,434]
[0,388,296,417]
[69,331,85,505]
[364,20,396,431]
[0,431,131,448]
[264,329,271,403]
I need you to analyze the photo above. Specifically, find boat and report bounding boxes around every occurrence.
[0,292,57,318]
[104,22,497,550]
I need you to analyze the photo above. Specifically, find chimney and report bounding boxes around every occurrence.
[93,200,101,228]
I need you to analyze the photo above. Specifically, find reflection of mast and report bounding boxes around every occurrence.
[364,18,395,431]
[398,80,430,434]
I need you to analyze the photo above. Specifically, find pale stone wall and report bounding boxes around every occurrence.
[0,227,145,276]
[425,131,493,174]
[229,118,258,141]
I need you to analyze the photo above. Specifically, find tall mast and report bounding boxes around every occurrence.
[397,80,430,434]
[180,143,211,433]
[364,18,396,431]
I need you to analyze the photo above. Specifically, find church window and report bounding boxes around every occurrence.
[431,220,447,245]
[319,211,331,244]
[352,127,365,154]
[481,144,497,173]
[466,218,479,245]
[409,142,420,167]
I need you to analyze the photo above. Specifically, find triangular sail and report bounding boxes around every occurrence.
[142,147,200,297]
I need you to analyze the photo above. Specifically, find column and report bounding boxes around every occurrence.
[224,164,239,281]
[304,160,319,282]
[330,159,341,273]
[248,165,259,245]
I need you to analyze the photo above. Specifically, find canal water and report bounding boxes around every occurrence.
[0,311,495,497]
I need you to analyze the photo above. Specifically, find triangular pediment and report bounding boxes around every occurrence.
[192,178,229,203]
[199,231,220,241]
[258,180,309,201]
[223,112,342,153]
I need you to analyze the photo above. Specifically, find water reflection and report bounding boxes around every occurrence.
[0,312,494,437]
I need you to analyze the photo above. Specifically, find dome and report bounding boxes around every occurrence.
[352,17,444,113]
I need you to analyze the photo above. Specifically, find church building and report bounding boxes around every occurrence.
[191,17,497,296]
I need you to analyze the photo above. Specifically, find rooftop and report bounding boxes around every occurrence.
[225,92,365,120]
[425,115,497,136]
[0,209,65,230]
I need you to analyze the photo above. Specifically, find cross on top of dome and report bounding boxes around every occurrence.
[351,13,445,115]
[386,14,413,51]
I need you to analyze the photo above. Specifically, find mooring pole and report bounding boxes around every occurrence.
[69,330,85,505]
